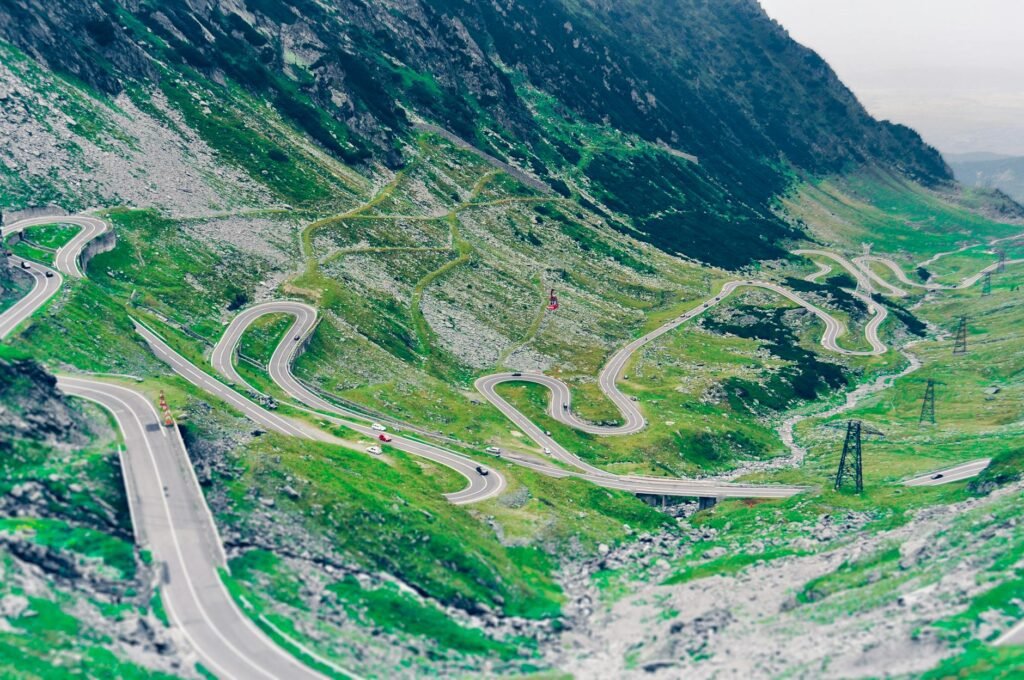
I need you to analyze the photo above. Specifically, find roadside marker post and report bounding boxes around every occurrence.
[159,391,175,427]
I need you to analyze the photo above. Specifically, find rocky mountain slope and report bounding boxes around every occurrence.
[0,0,949,267]
[2,1,1024,679]
[0,353,187,677]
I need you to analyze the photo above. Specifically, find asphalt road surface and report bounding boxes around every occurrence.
[902,458,992,487]
[855,254,1024,296]
[213,302,803,499]
[0,215,108,339]
[6,211,1020,657]
[57,376,329,680]
[0,260,62,339]
[1,214,109,277]
[475,276,889,475]
[186,302,507,504]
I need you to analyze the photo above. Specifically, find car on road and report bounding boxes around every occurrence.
[20,261,30,269]
[371,423,386,432]
[378,434,392,442]
[931,473,944,480]
[366,445,382,455]
[544,430,551,436]
[45,270,54,278]
[511,372,522,377]
[543,447,552,454]
[475,466,489,476]
[294,335,301,341]
[485,446,500,454]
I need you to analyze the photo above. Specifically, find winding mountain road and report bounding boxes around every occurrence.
[475,278,887,476]
[0,261,62,339]
[1,214,108,277]
[205,301,507,504]
[2,217,337,678]
[6,210,1024,667]
[208,301,804,499]
[0,215,108,338]
[854,254,1024,297]
[56,376,329,680]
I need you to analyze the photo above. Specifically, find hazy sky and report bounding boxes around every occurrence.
[757,0,1024,156]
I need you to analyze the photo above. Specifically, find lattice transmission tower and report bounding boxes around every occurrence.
[824,420,885,493]
[953,316,968,355]
[917,378,945,425]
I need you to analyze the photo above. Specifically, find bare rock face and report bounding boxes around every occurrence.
[0,356,87,451]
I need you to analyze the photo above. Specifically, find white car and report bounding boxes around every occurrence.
[366,445,382,455]
[371,423,386,432]
[543,447,553,455]
[485,446,501,454]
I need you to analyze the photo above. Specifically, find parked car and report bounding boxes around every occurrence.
[371,423,386,432]
[475,466,489,476]
[378,434,392,442]
[366,445,382,455]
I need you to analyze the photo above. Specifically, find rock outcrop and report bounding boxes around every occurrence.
[0,356,85,451]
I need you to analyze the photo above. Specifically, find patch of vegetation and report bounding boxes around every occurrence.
[0,517,137,579]
[542,204,654,274]
[797,545,900,604]
[326,573,527,659]
[704,305,848,409]
[583,147,797,269]
[968,448,1024,496]
[871,293,928,336]
[12,222,82,250]
[783,273,866,316]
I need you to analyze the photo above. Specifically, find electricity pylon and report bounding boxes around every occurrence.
[982,272,992,297]
[917,378,944,425]
[824,420,885,493]
[953,316,968,355]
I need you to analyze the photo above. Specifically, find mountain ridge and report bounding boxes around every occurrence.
[0,0,953,268]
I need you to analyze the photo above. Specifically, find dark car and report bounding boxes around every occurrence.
[475,466,489,476]
[21,261,30,269]
[931,473,944,480]
[45,270,54,278]
[512,372,522,377]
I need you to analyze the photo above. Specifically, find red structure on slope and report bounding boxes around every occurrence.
[547,289,559,311]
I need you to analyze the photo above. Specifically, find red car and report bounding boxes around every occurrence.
[378,434,392,442]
